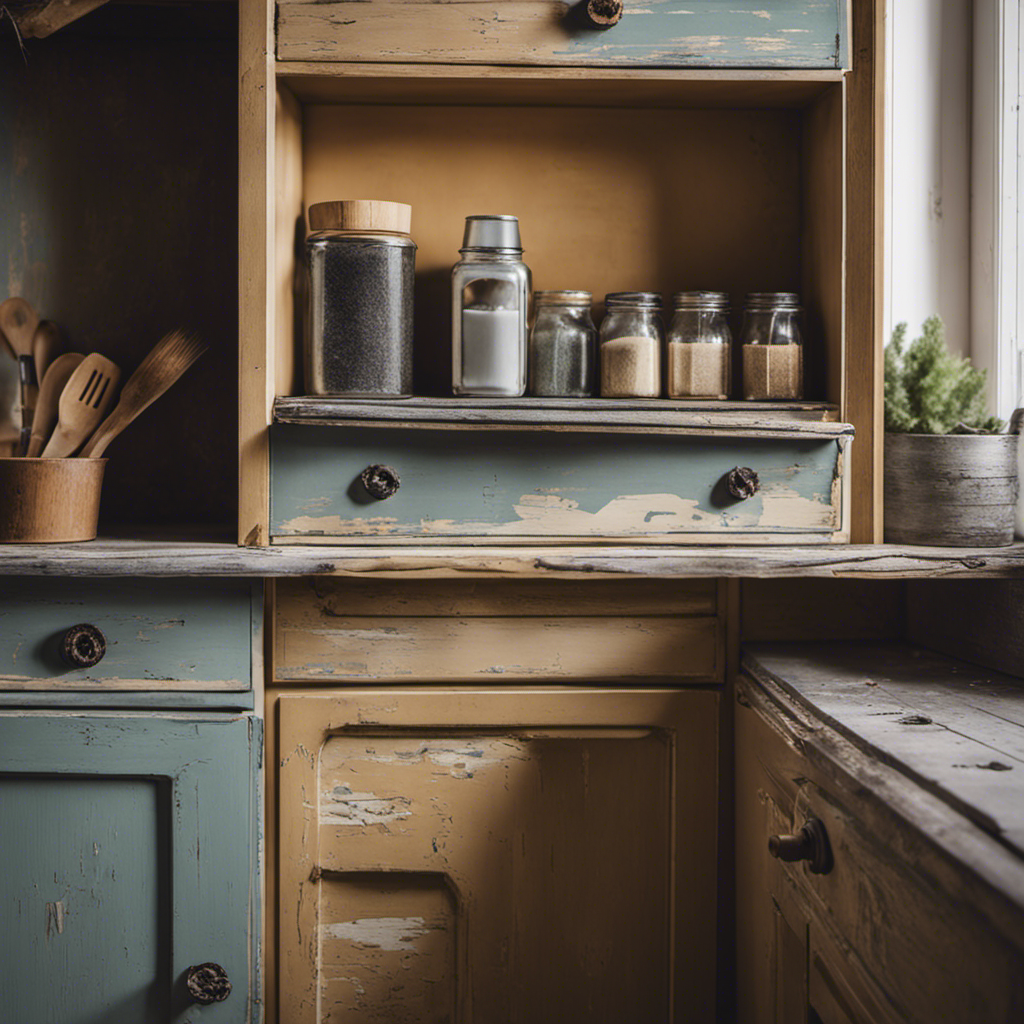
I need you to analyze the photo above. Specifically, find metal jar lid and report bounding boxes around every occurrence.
[461,215,522,252]
[535,290,592,306]
[605,291,662,309]
[745,291,801,310]
[672,290,729,311]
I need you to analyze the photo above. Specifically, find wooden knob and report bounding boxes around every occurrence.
[60,624,106,668]
[768,817,833,875]
[185,962,232,1004]
[727,466,760,500]
[578,0,623,27]
[361,464,401,500]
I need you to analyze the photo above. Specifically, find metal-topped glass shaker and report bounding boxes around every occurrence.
[667,291,732,399]
[529,290,597,397]
[305,200,416,397]
[452,215,531,396]
[599,292,663,397]
[740,291,804,400]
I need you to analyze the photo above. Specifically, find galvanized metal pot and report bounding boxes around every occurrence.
[883,433,1019,547]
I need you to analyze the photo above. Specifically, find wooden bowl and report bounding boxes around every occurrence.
[0,457,107,543]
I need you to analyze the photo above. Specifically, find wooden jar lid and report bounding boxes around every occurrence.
[308,200,412,234]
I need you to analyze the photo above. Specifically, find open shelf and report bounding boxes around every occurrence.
[274,396,847,435]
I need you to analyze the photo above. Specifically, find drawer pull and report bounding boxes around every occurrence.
[579,0,623,28]
[185,962,232,1004]
[60,623,106,668]
[361,463,401,500]
[768,816,833,874]
[727,466,760,500]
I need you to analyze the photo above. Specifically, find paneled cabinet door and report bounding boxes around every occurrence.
[0,713,261,1023]
[278,688,719,1024]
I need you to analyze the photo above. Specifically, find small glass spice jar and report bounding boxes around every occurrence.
[740,292,804,400]
[452,215,531,396]
[599,292,663,398]
[666,291,732,399]
[529,290,597,397]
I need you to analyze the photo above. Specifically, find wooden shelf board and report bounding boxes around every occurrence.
[1,540,1022,578]
[277,62,844,108]
[273,396,849,436]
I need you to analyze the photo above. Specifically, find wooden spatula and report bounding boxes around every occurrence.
[33,320,63,386]
[0,298,41,451]
[41,353,120,458]
[79,330,205,458]
[26,353,85,457]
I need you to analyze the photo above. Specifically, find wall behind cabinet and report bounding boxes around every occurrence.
[0,4,238,527]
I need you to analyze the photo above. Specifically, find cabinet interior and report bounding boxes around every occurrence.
[273,74,845,407]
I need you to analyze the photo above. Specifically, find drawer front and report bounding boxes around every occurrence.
[271,424,848,542]
[274,576,722,682]
[0,578,256,692]
[277,0,849,70]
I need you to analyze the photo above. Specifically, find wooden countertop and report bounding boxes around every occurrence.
[1,539,1024,577]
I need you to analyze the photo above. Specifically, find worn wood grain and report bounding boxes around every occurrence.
[274,396,846,433]
[276,688,719,1024]
[2,539,1024,578]
[743,641,1024,856]
[276,0,849,69]
[736,671,1024,1024]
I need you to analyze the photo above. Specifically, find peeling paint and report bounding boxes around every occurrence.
[321,916,432,952]
[320,786,413,826]
[45,900,65,940]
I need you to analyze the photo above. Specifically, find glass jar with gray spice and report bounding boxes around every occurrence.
[529,290,597,397]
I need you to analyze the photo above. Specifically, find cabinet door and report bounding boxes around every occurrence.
[0,713,261,1023]
[278,689,718,1024]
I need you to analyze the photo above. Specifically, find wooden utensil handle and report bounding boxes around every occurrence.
[18,355,38,456]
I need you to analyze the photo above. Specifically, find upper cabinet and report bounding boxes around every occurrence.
[276,0,850,69]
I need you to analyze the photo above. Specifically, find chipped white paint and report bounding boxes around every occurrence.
[355,739,521,778]
[320,785,413,826]
[45,900,65,940]
[321,916,431,952]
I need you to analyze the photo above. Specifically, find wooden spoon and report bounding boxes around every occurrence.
[26,353,85,457]
[80,330,205,458]
[33,320,63,386]
[0,298,41,450]
[41,353,120,458]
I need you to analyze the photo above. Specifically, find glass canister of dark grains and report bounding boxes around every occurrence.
[305,199,416,396]
[667,291,732,399]
[740,291,804,400]
[529,290,597,396]
[599,292,663,397]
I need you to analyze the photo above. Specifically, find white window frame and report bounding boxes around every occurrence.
[972,0,1024,421]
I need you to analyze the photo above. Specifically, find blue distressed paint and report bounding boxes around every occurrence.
[0,713,261,1024]
[0,578,253,689]
[270,424,843,538]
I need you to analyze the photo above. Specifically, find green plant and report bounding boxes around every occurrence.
[884,316,1003,434]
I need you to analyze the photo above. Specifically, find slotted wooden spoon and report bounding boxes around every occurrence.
[80,330,205,458]
[41,353,121,458]
[26,353,85,457]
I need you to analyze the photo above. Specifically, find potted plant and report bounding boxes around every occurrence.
[884,316,1018,546]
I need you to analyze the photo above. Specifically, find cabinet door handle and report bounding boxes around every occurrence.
[727,466,760,500]
[578,0,623,27]
[60,623,106,668]
[185,962,232,1004]
[768,816,833,875]
[361,463,401,500]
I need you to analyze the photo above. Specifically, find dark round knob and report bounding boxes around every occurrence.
[361,464,401,500]
[727,466,760,500]
[60,624,106,668]
[768,817,833,875]
[185,962,232,1004]
[579,0,623,27]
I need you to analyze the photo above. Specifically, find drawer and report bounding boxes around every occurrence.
[273,576,722,682]
[0,578,258,694]
[270,424,850,543]
[277,0,850,70]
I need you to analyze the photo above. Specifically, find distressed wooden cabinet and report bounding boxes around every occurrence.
[736,644,1024,1024]
[0,712,261,1024]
